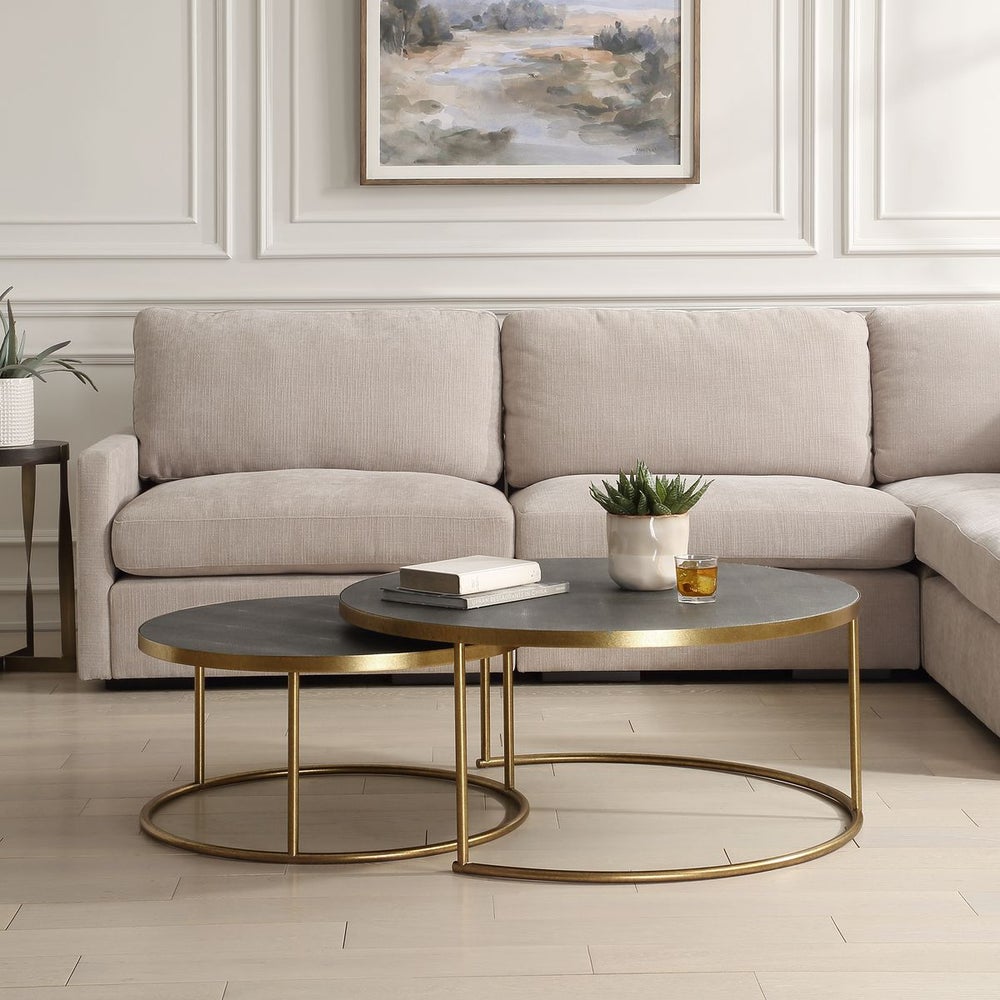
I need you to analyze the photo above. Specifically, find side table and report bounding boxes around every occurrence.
[137,596,527,863]
[0,440,76,672]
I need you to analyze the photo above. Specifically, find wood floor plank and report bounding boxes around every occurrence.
[70,946,591,984]
[591,942,1000,974]
[343,913,843,949]
[224,972,763,1000]
[835,912,1000,944]
[0,986,224,1000]
[757,971,1000,999]
[0,955,79,988]
[11,893,493,930]
[0,922,349,959]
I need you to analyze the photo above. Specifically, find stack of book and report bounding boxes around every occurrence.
[380,556,569,609]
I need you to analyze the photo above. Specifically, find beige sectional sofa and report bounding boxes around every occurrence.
[76,304,1000,736]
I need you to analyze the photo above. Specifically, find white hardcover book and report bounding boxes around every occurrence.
[381,581,569,610]
[398,556,541,595]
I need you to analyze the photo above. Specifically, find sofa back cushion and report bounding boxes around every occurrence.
[501,308,873,488]
[868,305,1000,483]
[133,307,503,483]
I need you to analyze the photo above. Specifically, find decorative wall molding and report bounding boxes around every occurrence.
[0,578,59,595]
[844,0,1000,255]
[17,288,1000,363]
[258,0,817,258]
[0,530,60,547]
[0,622,60,633]
[0,0,232,259]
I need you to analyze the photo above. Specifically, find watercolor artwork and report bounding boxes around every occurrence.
[361,0,698,183]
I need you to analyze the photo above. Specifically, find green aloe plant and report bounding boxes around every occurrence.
[0,287,97,389]
[590,460,712,516]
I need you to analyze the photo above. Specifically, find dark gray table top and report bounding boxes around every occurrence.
[338,559,859,649]
[137,595,505,674]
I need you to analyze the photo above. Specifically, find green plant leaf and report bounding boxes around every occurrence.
[1,300,16,370]
[21,340,71,366]
[45,359,98,390]
[591,463,713,515]
[0,364,47,381]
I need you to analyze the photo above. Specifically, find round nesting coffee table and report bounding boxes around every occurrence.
[137,596,528,864]
[339,558,864,884]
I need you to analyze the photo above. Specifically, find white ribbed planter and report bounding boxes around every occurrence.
[606,512,690,591]
[0,379,35,447]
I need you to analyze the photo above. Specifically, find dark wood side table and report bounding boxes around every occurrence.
[0,440,76,671]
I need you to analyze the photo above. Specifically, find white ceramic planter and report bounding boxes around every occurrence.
[0,379,34,447]
[606,512,690,591]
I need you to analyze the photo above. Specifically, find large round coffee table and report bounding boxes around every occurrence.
[136,596,528,864]
[339,558,864,884]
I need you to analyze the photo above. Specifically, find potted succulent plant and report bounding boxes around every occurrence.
[0,287,96,447]
[590,461,712,591]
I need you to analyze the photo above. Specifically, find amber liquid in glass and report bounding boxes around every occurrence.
[676,565,718,598]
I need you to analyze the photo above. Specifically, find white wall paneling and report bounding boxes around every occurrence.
[845,0,1000,254]
[4,1,1000,643]
[0,0,232,258]
[259,0,817,257]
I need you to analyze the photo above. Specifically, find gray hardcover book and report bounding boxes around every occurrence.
[380,580,569,610]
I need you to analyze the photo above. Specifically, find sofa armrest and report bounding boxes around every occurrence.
[75,434,141,680]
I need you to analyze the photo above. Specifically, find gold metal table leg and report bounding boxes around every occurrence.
[288,671,301,859]
[194,667,206,785]
[478,657,491,766]
[453,642,470,868]
[848,618,863,811]
[502,650,515,790]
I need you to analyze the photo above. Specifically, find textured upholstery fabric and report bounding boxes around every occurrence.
[133,308,503,483]
[922,574,1000,737]
[113,575,363,679]
[75,435,142,681]
[512,475,914,569]
[517,568,920,672]
[501,308,873,488]
[881,474,1000,624]
[112,469,514,577]
[869,305,1000,483]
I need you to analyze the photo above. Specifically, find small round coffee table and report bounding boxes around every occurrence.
[339,559,864,884]
[137,596,528,864]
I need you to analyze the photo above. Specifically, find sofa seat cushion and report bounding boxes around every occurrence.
[880,474,1000,624]
[512,475,914,568]
[112,470,514,577]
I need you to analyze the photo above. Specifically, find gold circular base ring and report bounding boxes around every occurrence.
[140,763,529,865]
[461,752,862,884]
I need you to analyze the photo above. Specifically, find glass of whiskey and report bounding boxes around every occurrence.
[674,556,718,604]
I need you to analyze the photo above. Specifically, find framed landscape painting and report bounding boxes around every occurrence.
[361,0,699,184]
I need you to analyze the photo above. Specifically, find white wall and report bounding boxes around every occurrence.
[1,0,999,638]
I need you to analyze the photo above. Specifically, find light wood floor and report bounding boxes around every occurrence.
[1,670,999,998]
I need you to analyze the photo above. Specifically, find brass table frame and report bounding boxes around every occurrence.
[137,609,529,865]
[340,565,864,884]
[0,440,76,672]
